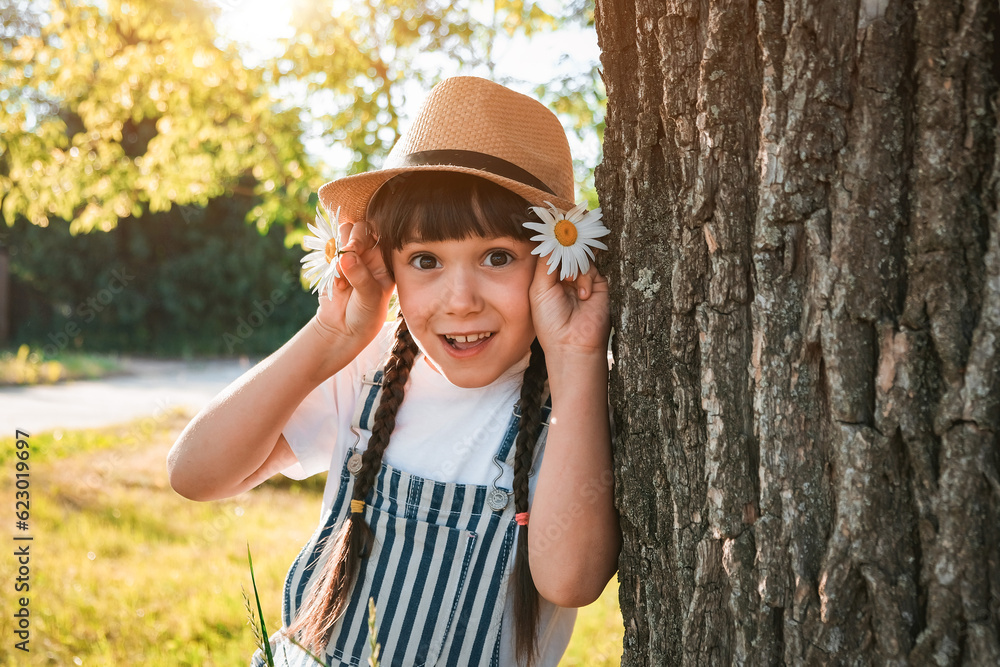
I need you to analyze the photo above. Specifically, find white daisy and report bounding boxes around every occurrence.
[301,204,342,298]
[524,201,610,281]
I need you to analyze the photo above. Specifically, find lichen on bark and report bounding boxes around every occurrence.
[596,0,1000,664]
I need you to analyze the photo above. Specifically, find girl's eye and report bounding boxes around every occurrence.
[485,250,512,267]
[410,254,440,270]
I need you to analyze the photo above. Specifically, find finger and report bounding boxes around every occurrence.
[338,221,354,249]
[315,289,342,322]
[575,264,606,300]
[530,252,560,294]
[340,251,388,314]
[332,223,355,289]
[590,267,609,293]
[343,220,373,254]
[364,248,395,292]
[575,274,592,300]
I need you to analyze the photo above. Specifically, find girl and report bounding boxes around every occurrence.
[167,76,619,667]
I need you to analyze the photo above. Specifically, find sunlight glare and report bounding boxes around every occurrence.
[213,0,294,64]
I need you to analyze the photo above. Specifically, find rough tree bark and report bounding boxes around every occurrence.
[595,0,1000,664]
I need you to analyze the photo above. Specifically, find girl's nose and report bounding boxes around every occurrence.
[440,268,483,315]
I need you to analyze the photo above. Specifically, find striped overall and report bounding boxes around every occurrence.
[253,372,549,667]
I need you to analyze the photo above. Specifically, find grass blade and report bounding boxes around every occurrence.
[247,543,275,666]
[284,635,329,665]
[242,586,265,656]
[368,597,381,667]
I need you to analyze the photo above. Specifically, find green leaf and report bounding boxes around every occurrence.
[247,543,275,666]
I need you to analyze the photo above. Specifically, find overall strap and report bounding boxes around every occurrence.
[496,390,552,465]
[351,369,384,431]
[485,389,551,513]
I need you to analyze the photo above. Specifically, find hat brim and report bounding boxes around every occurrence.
[318,165,576,225]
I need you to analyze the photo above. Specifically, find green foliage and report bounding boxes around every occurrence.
[271,0,591,177]
[0,0,605,357]
[1,0,603,236]
[0,0,321,233]
[536,65,605,208]
[0,344,122,385]
[5,199,317,356]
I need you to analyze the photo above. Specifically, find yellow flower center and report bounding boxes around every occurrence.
[324,238,339,263]
[553,220,578,247]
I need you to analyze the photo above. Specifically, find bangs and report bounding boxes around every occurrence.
[367,172,537,252]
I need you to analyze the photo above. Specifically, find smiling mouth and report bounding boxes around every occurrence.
[443,332,494,350]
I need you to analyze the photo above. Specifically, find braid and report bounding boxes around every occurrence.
[288,319,418,651]
[511,339,548,667]
[355,321,417,504]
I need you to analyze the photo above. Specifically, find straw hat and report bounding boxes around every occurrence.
[318,76,577,223]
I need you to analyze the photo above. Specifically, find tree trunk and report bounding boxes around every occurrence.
[594,0,1000,664]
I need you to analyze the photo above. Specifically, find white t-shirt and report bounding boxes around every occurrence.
[280,322,576,667]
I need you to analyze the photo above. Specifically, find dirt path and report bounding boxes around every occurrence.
[0,357,253,434]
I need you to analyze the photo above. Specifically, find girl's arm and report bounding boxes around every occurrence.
[168,229,392,501]
[528,261,621,607]
[168,318,365,501]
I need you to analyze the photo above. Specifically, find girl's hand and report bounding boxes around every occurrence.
[528,258,611,361]
[313,219,394,351]
[526,258,619,604]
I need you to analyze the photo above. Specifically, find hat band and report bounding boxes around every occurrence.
[397,150,556,196]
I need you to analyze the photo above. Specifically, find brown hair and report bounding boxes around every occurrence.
[290,172,549,665]
[510,338,549,664]
[287,319,418,648]
[367,171,539,276]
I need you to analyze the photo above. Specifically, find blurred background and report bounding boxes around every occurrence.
[0,2,620,664]
[0,0,604,362]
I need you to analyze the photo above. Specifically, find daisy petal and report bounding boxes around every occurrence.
[529,206,557,226]
[575,217,609,232]
[523,221,552,235]
[301,204,345,293]
[575,208,602,224]
[568,249,585,272]
[560,262,574,282]
[582,238,609,251]
[565,201,588,220]
[523,200,608,282]
[535,240,559,257]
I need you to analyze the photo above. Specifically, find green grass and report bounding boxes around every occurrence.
[0,417,622,665]
[0,414,323,666]
[0,345,123,386]
[562,578,624,665]
[0,409,187,467]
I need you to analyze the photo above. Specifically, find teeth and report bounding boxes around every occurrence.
[448,332,493,343]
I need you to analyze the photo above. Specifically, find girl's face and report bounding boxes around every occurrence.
[392,235,538,388]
